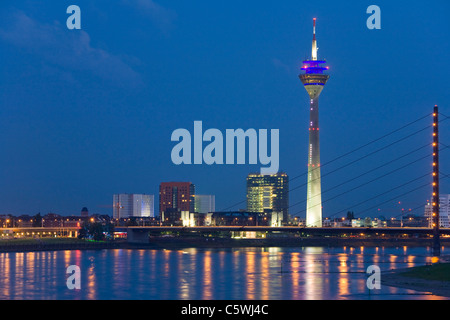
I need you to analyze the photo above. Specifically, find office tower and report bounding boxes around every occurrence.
[425,194,450,228]
[246,172,289,222]
[159,182,195,215]
[194,195,216,214]
[299,18,329,227]
[113,194,154,219]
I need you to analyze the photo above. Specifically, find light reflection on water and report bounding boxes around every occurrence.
[0,246,447,300]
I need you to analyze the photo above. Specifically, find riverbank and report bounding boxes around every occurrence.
[381,261,450,298]
[0,238,123,252]
[1,236,449,252]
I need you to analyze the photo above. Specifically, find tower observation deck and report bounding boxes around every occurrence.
[299,18,329,227]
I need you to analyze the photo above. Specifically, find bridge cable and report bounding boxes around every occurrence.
[219,114,431,211]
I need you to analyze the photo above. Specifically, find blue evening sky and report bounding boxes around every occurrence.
[0,0,449,218]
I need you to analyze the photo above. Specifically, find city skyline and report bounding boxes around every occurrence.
[0,1,449,219]
[2,1,450,304]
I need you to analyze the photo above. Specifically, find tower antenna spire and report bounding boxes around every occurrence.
[312,18,317,61]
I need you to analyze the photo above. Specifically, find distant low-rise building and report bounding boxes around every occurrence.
[161,208,183,226]
[43,213,63,227]
[351,218,387,228]
[210,211,271,227]
[194,195,215,214]
[181,211,206,227]
[16,215,34,228]
[81,207,89,217]
[113,194,155,219]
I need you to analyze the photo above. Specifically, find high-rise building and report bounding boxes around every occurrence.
[159,182,195,216]
[113,194,154,219]
[299,18,329,227]
[194,195,215,214]
[425,194,450,228]
[246,172,289,222]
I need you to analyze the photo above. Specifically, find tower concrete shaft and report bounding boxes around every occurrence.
[299,19,329,227]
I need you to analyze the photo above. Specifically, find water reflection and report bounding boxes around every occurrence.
[0,246,447,300]
[245,252,255,300]
[260,251,269,300]
[203,251,212,299]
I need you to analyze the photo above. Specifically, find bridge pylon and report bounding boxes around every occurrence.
[432,105,440,257]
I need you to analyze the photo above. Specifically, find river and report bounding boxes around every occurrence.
[0,246,446,300]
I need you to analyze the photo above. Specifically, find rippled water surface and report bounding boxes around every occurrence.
[0,246,447,300]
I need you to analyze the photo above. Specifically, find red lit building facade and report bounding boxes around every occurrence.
[159,182,195,216]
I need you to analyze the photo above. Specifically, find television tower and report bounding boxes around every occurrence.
[299,18,329,227]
